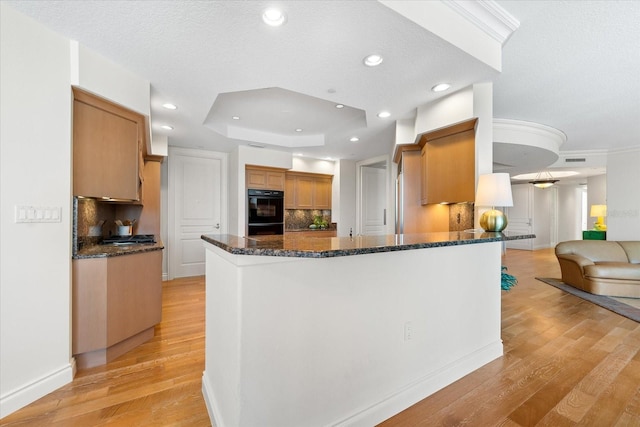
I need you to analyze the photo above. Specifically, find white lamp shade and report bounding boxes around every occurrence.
[475,173,513,207]
[590,204,607,217]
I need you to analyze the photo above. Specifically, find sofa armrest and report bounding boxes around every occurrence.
[556,254,594,289]
[556,253,595,269]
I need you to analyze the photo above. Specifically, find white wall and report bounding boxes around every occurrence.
[607,148,640,240]
[557,185,583,243]
[70,41,150,117]
[586,174,607,230]
[0,4,74,417]
[230,146,293,236]
[335,160,357,237]
[532,187,553,249]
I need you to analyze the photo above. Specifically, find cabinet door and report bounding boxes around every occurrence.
[420,146,428,205]
[246,169,267,189]
[246,168,284,190]
[314,178,332,209]
[296,176,314,209]
[284,176,296,209]
[73,99,140,200]
[266,172,285,191]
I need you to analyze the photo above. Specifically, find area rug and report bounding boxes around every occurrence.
[535,277,640,323]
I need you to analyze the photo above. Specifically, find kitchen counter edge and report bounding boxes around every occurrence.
[73,241,165,259]
[201,231,535,259]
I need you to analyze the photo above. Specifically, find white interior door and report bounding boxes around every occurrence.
[361,166,386,235]
[168,148,227,279]
[506,184,534,250]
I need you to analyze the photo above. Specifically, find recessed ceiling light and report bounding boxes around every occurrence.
[431,83,451,92]
[262,8,286,26]
[350,137,359,142]
[335,104,344,109]
[162,103,177,110]
[377,111,391,118]
[232,116,240,120]
[363,54,383,67]
[295,128,303,132]
[161,125,174,130]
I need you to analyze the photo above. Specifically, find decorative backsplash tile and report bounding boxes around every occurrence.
[449,203,474,231]
[285,209,332,230]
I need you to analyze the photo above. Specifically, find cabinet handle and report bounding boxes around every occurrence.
[383,209,386,226]
[215,223,220,229]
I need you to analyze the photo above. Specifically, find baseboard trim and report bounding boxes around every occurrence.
[0,362,74,419]
[202,372,224,427]
[331,341,504,427]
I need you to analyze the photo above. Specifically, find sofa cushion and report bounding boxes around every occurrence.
[618,241,640,264]
[585,262,640,281]
[555,240,629,263]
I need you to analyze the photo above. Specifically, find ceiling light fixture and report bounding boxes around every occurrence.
[431,83,451,92]
[529,171,559,188]
[160,125,173,130]
[377,111,391,118]
[232,116,240,120]
[295,128,303,132]
[262,8,286,26]
[162,103,177,110]
[350,137,359,142]
[335,104,344,109]
[363,54,383,67]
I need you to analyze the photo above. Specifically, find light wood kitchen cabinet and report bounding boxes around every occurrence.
[419,119,476,205]
[73,88,145,201]
[285,172,333,209]
[314,177,332,209]
[246,166,285,191]
[72,250,162,369]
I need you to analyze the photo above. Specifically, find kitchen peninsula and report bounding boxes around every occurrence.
[201,231,533,427]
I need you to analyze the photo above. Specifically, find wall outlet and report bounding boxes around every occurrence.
[404,321,413,341]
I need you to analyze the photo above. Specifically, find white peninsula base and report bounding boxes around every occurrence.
[202,239,503,427]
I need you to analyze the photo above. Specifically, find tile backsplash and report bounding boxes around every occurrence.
[285,209,332,230]
[449,203,474,231]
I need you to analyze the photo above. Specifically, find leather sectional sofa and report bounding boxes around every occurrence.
[555,240,640,298]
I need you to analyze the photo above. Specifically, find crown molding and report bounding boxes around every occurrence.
[444,0,520,45]
[494,118,567,150]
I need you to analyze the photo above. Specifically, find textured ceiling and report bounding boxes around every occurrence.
[6,0,640,177]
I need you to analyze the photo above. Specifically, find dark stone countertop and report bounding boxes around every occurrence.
[202,230,535,259]
[73,241,164,259]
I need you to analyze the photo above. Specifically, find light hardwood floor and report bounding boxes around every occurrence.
[2,249,639,426]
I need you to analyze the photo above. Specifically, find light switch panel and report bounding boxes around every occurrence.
[15,205,62,223]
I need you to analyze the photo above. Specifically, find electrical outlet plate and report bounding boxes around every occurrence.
[404,321,413,341]
[15,205,62,223]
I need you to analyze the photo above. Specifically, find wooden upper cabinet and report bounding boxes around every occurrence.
[246,166,285,191]
[73,88,143,201]
[295,176,314,209]
[419,119,476,205]
[284,176,296,209]
[314,177,332,209]
[284,172,333,209]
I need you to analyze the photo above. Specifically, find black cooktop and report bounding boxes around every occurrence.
[101,234,156,245]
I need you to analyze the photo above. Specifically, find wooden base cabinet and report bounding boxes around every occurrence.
[72,250,162,369]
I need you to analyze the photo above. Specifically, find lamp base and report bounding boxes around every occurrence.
[480,209,508,232]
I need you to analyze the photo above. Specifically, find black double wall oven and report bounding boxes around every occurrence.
[247,189,284,235]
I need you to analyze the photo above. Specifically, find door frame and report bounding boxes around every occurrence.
[355,154,394,236]
[167,146,228,280]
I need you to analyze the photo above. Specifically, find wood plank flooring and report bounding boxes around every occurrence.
[379,248,640,427]
[2,249,639,426]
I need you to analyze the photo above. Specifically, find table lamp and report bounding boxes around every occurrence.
[590,204,607,231]
[475,173,514,232]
